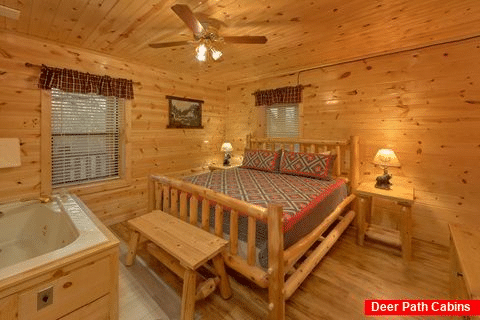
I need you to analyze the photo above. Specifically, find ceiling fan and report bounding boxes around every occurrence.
[148,4,268,62]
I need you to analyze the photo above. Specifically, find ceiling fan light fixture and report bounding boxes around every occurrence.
[196,43,207,61]
[148,5,267,62]
[196,51,207,61]
[211,48,222,61]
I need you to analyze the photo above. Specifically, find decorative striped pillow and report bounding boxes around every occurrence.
[280,151,336,180]
[241,149,281,172]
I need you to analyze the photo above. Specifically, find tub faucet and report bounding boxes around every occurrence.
[39,196,52,203]
[52,195,68,214]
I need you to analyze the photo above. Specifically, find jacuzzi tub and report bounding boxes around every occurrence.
[0,194,108,282]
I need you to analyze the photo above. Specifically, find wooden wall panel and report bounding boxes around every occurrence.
[225,37,480,246]
[0,31,226,224]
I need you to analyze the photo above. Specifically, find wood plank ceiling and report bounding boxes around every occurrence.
[1,0,480,83]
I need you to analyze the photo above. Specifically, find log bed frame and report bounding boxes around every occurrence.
[146,135,360,319]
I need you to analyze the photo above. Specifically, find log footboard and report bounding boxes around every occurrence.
[147,174,356,319]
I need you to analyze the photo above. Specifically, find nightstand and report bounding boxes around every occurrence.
[355,179,414,261]
[208,164,241,172]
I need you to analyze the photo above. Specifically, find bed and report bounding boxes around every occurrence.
[146,135,360,319]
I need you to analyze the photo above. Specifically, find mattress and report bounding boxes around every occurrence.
[184,167,348,267]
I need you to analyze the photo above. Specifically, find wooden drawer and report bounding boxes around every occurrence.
[18,256,111,320]
[0,294,18,320]
[59,294,110,320]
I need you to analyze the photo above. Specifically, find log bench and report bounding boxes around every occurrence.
[125,210,232,320]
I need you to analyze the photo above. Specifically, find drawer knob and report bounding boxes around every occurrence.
[457,272,463,277]
[63,281,73,289]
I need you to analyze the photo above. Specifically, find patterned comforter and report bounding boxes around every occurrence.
[184,167,348,267]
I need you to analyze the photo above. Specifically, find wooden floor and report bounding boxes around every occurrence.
[119,262,170,320]
[118,243,178,320]
[112,224,450,320]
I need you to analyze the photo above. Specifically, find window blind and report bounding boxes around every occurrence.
[265,104,299,138]
[51,88,124,187]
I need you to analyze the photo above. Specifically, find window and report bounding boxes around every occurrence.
[50,88,124,187]
[265,104,299,138]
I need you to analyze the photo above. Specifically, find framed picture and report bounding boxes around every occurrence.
[166,95,204,129]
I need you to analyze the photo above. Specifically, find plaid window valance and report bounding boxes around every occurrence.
[253,85,304,106]
[38,65,134,99]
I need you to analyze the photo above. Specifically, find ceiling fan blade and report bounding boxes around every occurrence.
[149,41,190,48]
[223,36,268,44]
[0,5,20,20]
[171,4,205,36]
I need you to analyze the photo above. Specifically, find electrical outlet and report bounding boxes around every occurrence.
[37,287,53,310]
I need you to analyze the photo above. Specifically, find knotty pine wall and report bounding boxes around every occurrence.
[225,37,480,246]
[0,31,226,224]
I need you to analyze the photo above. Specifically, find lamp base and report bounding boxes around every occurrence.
[375,172,393,190]
[223,153,231,166]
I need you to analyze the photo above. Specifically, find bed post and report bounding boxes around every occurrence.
[246,133,252,149]
[350,136,360,190]
[267,203,285,320]
[350,136,360,234]
[148,175,155,212]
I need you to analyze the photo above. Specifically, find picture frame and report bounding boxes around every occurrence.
[166,95,204,129]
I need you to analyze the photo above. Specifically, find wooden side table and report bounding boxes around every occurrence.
[355,179,414,261]
[125,210,232,320]
[208,164,240,171]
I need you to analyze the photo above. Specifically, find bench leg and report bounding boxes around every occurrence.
[125,231,140,266]
[212,254,232,299]
[181,269,197,320]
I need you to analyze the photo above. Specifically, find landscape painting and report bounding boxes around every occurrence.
[166,95,204,129]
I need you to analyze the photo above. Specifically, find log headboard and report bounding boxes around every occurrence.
[246,135,360,189]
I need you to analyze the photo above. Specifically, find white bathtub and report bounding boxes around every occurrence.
[0,194,108,282]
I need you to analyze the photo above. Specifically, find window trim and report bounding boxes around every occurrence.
[40,90,131,197]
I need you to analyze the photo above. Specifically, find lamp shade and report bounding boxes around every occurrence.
[373,148,400,167]
[221,142,233,152]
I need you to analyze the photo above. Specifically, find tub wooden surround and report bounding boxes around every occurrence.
[0,200,119,320]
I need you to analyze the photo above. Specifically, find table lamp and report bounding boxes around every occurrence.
[221,142,233,166]
[373,148,401,190]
